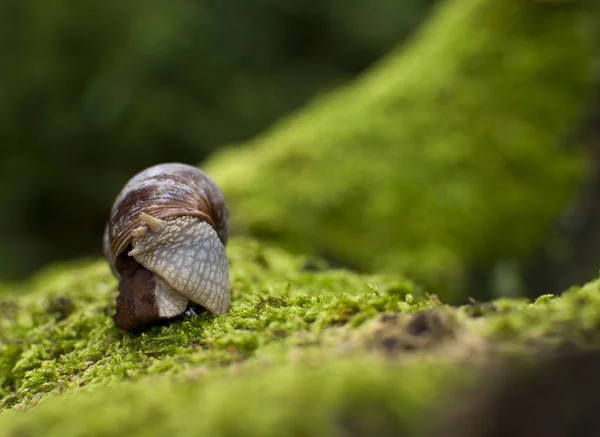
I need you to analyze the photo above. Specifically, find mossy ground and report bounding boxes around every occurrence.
[0,237,424,411]
[1,0,599,434]
[204,0,599,302]
[1,237,600,436]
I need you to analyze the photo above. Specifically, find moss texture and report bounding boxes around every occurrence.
[0,356,463,437]
[0,237,424,411]
[1,237,600,436]
[204,0,599,301]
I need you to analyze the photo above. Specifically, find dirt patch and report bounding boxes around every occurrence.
[0,301,20,321]
[359,310,484,362]
[45,296,75,321]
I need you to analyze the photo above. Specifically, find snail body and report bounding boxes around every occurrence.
[103,163,229,331]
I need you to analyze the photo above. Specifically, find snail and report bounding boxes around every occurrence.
[103,163,230,331]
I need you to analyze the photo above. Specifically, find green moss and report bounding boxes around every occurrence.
[1,237,600,436]
[482,280,600,348]
[0,357,465,437]
[204,0,599,301]
[0,237,423,411]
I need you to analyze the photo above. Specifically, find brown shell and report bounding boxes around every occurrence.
[103,162,228,276]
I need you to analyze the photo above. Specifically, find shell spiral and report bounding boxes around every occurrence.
[103,163,229,331]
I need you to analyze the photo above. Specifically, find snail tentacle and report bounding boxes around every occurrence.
[139,212,164,232]
[131,226,148,238]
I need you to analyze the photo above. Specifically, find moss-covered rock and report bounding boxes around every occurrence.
[0,237,424,411]
[1,237,600,436]
[204,0,599,301]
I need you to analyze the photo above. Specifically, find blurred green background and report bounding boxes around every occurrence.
[0,0,598,303]
[0,0,436,279]
[0,0,432,278]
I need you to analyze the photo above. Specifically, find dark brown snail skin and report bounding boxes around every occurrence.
[103,163,229,331]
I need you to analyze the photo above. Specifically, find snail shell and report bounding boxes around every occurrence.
[103,163,229,331]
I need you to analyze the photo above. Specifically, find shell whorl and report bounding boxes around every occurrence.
[105,163,228,272]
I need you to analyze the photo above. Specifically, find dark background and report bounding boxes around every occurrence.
[0,0,436,280]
